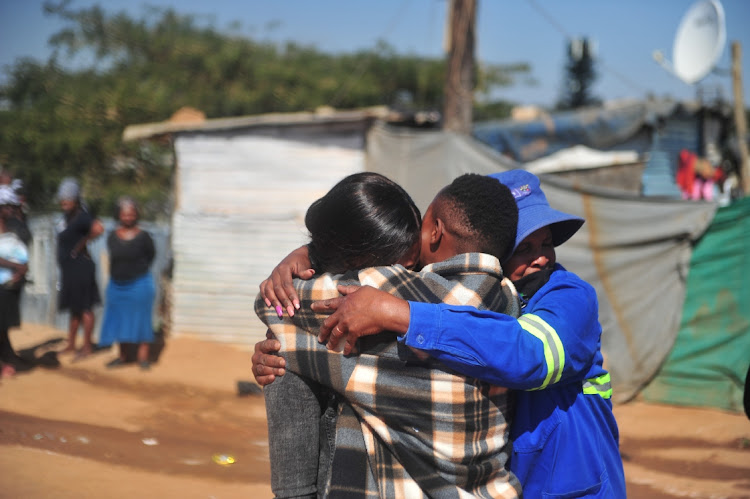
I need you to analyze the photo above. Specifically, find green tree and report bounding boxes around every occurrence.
[0,2,531,216]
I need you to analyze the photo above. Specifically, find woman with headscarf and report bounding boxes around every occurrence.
[56,178,102,359]
[99,197,156,370]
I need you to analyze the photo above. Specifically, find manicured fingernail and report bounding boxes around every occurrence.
[275,306,283,317]
[287,306,295,317]
[294,301,300,310]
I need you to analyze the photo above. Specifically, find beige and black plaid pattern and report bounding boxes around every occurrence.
[255,253,522,498]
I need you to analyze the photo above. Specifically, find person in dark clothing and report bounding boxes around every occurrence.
[0,169,32,247]
[56,178,103,359]
[99,197,156,370]
[4,206,31,247]
[2,176,32,342]
[0,185,29,376]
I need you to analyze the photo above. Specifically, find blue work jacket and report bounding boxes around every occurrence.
[405,265,626,498]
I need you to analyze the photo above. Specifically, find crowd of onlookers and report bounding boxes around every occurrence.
[0,170,157,378]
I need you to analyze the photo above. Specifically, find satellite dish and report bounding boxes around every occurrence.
[672,0,726,84]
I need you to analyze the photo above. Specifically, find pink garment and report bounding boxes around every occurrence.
[690,179,714,201]
[677,149,718,201]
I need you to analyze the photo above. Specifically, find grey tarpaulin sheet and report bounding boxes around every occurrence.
[366,123,521,213]
[367,122,718,402]
[472,99,693,162]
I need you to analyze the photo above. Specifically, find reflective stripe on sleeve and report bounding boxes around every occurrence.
[582,373,613,399]
[518,314,565,390]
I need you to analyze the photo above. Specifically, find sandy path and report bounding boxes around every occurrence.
[1,323,749,498]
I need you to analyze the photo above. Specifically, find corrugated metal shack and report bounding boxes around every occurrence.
[123,106,405,346]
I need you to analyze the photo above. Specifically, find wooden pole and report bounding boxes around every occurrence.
[443,0,476,135]
[731,41,750,195]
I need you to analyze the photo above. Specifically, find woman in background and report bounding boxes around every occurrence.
[100,197,156,370]
[56,178,102,359]
[0,185,29,377]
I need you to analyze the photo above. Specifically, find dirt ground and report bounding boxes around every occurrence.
[1,323,749,499]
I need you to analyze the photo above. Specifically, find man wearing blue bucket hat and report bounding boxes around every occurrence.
[256,170,626,497]
[494,169,584,250]
[479,170,625,498]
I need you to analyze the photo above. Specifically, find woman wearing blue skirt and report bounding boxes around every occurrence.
[100,197,156,370]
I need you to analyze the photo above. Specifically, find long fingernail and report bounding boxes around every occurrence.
[294,301,300,310]
[287,305,295,317]
[275,306,283,317]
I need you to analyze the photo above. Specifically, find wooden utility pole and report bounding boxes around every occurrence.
[731,41,750,195]
[443,0,477,134]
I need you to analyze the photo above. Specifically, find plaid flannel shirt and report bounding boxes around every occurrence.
[255,253,522,498]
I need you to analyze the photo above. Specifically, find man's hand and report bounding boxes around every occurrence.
[0,258,27,285]
[312,285,411,355]
[251,338,286,386]
[259,245,315,317]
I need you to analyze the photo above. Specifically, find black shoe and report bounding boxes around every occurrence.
[6,354,34,372]
[106,358,126,369]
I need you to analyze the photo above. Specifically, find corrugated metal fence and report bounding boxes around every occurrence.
[168,132,363,345]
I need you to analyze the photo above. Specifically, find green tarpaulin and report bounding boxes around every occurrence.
[642,196,750,412]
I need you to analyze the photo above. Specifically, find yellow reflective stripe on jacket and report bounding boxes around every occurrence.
[518,313,565,390]
[582,373,612,399]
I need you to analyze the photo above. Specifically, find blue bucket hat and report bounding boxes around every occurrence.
[489,170,584,250]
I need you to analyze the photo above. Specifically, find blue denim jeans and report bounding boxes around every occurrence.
[264,370,336,499]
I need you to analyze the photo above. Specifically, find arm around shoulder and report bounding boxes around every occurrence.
[89,218,105,240]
